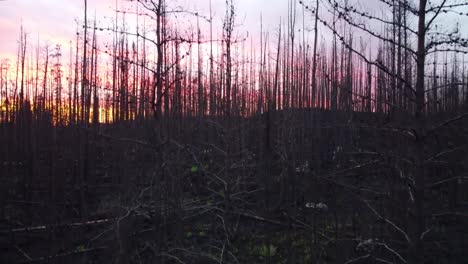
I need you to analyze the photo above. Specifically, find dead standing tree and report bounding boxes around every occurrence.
[223,0,235,117]
[302,0,468,262]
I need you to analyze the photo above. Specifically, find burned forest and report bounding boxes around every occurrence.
[1,0,468,263]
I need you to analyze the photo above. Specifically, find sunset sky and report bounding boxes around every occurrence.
[0,0,288,60]
[0,0,467,62]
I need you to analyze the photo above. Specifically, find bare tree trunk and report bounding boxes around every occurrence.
[311,0,319,109]
[413,1,427,263]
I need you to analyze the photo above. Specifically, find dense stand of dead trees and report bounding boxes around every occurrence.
[1,0,467,125]
[1,0,468,263]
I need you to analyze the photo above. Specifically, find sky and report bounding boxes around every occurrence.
[0,0,288,60]
[0,0,467,62]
